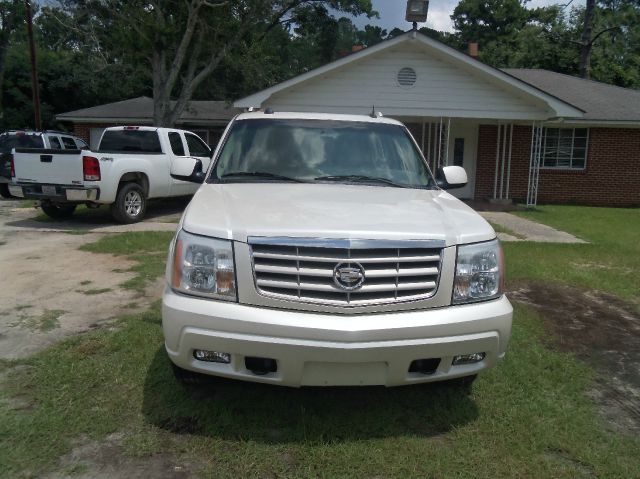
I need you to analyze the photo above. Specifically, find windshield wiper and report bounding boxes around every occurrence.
[314,175,411,188]
[219,171,307,183]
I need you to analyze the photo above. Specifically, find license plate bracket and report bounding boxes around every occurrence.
[41,185,57,196]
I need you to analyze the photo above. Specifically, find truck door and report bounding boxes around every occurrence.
[184,132,212,172]
[168,131,197,197]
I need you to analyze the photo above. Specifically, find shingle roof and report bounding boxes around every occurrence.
[57,96,240,124]
[503,69,640,122]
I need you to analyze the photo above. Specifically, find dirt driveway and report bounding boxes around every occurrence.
[0,198,182,359]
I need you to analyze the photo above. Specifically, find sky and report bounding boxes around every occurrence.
[352,0,586,33]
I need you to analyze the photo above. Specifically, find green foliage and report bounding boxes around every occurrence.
[589,0,640,88]
[1,0,638,128]
[450,0,640,88]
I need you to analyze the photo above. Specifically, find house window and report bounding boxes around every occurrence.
[542,128,588,169]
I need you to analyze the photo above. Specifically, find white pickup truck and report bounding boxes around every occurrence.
[9,126,213,223]
[163,111,513,389]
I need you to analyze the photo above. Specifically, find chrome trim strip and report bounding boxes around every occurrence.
[247,236,446,249]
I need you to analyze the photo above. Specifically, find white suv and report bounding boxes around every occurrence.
[162,111,513,388]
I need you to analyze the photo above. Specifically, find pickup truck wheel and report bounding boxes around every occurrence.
[40,201,77,219]
[0,184,14,198]
[171,363,209,386]
[111,183,146,223]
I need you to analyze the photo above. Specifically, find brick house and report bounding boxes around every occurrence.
[58,31,640,206]
[234,31,640,207]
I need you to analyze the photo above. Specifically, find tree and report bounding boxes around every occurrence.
[0,1,23,118]
[451,0,579,73]
[55,0,374,127]
[573,0,636,82]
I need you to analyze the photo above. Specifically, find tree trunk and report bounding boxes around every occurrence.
[580,0,596,79]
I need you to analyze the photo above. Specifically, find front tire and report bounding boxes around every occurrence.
[40,201,76,219]
[111,182,146,223]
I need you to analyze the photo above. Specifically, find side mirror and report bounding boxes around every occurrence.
[436,166,468,190]
[171,157,206,184]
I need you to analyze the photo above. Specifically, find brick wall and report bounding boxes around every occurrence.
[475,125,640,207]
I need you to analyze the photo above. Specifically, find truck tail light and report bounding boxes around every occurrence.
[10,154,15,178]
[83,155,101,181]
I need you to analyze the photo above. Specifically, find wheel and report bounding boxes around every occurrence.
[0,183,13,199]
[171,362,209,386]
[110,182,146,223]
[40,201,77,219]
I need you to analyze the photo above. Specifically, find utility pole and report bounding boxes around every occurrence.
[24,0,41,130]
[579,0,595,78]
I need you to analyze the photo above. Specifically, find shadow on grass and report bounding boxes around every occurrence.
[142,346,479,444]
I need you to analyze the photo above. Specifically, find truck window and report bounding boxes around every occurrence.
[75,139,89,150]
[169,132,185,156]
[0,134,45,152]
[99,130,162,153]
[49,137,62,149]
[61,136,78,149]
[185,133,210,157]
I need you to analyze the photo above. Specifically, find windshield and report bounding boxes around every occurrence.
[0,134,45,153]
[210,119,434,188]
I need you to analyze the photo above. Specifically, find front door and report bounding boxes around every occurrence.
[446,121,478,199]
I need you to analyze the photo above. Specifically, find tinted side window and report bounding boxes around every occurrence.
[49,137,62,149]
[0,135,45,152]
[61,136,77,149]
[185,133,210,157]
[99,130,162,153]
[75,139,89,150]
[169,132,185,156]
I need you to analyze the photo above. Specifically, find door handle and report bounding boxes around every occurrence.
[40,155,53,163]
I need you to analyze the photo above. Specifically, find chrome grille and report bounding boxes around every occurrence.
[249,238,443,306]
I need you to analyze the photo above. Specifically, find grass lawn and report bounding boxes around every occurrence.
[509,205,640,310]
[1,206,639,478]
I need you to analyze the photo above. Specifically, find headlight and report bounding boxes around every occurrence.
[453,239,504,304]
[170,230,236,301]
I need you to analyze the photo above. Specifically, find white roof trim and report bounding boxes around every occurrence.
[235,31,584,119]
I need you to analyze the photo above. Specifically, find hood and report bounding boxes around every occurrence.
[181,183,495,246]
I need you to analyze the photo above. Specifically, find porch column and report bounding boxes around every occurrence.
[526,122,544,207]
[492,123,514,199]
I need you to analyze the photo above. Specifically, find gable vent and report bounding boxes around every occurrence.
[397,67,417,88]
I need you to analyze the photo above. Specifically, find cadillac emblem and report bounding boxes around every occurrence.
[333,262,366,291]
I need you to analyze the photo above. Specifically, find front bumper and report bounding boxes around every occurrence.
[10,183,99,202]
[162,287,513,387]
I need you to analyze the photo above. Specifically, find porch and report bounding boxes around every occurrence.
[398,117,547,206]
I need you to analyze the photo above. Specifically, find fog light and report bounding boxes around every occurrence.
[193,350,231,363]
[452,352,486,365]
